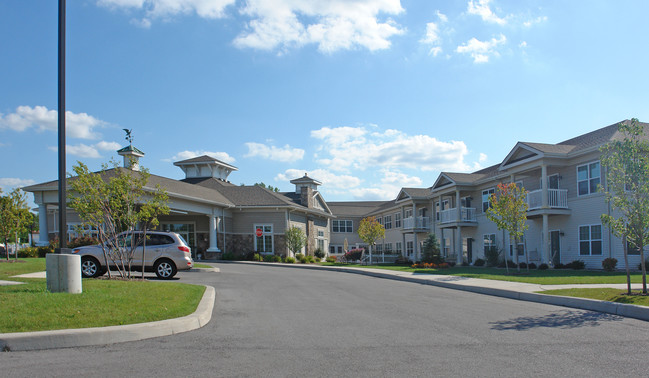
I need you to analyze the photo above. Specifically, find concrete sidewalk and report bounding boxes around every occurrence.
[236,261,649,323]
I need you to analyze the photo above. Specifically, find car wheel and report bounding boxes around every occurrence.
[154,259,177,279]
[81,257,102,278]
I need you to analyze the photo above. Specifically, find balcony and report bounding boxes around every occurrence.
[526,189,568,210]
[438,207,477,224]
[403,216,431,231]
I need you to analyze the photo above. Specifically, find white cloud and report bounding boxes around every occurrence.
[244,142,304,162]
[0,105,104,139]
[169,150,236,163]
[519,41,527,48]
[467,0,507,25]
[233,0,405,53]
[523,15,548,28]
[311,125,473,173]
[95,141,122,151]
[456,33,506,63]
[276,168,362,192]
[98,0,235,26]
[479,153,488,162]
[436,10,448,23]
[0,178,36,191]
[46,140,122,159]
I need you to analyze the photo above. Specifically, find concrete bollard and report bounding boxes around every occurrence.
[46,252,82,294]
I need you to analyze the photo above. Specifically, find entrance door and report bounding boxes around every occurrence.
[550,231,561,266]
[466,238,473,263]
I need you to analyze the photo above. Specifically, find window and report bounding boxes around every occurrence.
[548,174,560,189]
[394,213,401,228]
[509,243,524,256]
[436,200,449,221]
[577,161,601,196]
[384,215,392,230]
[332,220,353,233]
[377,217,383,225]
[483,234,496,254]
[375,244,383,253]
[482,188,495,212]
[254,224,273,253]
[579,225,602,255]
[67,223,99,242]
[627,241,641,255]
[161,223,196,250]
[395,242,402,254]
[329,245,344,254]
[385,243,393,253]
[405,209,413,219]
[406,241,414,257]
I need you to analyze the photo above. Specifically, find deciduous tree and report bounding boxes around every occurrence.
[486,182,529,273]
[600,118,649,294]
[0,188,30,260]
[357,216,385,264]
[285,226,307,257]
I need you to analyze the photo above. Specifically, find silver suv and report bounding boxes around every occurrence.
[72,231,194,279]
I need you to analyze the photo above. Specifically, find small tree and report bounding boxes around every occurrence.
[0,189,30,260]
[138,185,170,279]
[486,182,529,273]
[357,216,385,264]
[69,161,168,279]
[285,226,307,257]
[421,234,442,264]
[600,118,649,295]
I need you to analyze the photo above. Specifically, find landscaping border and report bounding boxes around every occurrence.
[0,285,215,352]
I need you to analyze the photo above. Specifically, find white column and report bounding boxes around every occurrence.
[455,189,461,222]
[38,203,49,246]
[542,214,549,264]
[207,214,220,252]
[456,226,463,265]
[541,164,548,208]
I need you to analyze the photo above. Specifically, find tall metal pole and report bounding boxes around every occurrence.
[57,0,67,250]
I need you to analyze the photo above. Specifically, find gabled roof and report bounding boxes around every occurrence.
[23,168,235,208]
[290,174,322,186]
[117,145,145,156]
[327,201,388,217]
[396,187,432,202]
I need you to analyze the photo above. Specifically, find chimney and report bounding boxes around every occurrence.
[117,145,145,171]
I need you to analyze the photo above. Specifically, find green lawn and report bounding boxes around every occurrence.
[0,258,205,333]
[193,263,214,269]
[0,258,46,281]
[542,288,649,307]
[321,263,647,285]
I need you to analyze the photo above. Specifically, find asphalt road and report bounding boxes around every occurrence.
[2,263,649,377]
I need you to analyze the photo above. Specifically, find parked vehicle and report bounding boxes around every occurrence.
[72,231,194,279]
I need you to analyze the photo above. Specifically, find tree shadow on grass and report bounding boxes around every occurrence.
[490,310,623,331]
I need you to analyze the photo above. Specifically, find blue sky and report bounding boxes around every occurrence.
[2,0,649,204]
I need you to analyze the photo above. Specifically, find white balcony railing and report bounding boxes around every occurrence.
[438,207,477,224]
[526,189,568,210]
[403,216,431,230]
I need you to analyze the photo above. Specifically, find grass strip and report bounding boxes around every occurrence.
[0,279,205,333]
[320,263,648,285]
[542,288,649,307]
[0,258,46,281]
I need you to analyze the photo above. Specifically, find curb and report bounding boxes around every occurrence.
[0,285,215,352]
[235,261,649,322]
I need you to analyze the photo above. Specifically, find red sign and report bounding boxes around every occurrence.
[255,228,263,237]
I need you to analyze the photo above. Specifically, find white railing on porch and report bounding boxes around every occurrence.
[526,189,568,210]
[438,207,477,224]
[403,216,431,230]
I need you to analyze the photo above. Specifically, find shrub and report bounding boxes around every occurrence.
[272,255,282,262]
[538,263,549,270]
[284,256,296,264]
[421,234,443,264]
[343,248,364,262]
[18,247,39,258]
[305,255,316,263]
[314,248,326,259]
[68,236,99,249]
[461,261,469,267]
[253,253,263,262]
[602,257,618,271]
[566,260,585,270]
[295,253,304,260]
[637,260,649,270]
[473,258,485,267]
[498,260,517,269]
[263,254,274,262]
[519,262,527,269]
[528,263,537,269]
[394,254,410,265]
[326,256,337,263]
[299,255,308,264]
[221,252,235,260]
[447,261,456,267]
[484,246,500,267]
[554,263,565,269]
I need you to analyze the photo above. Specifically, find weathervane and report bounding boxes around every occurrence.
[123,128,133,146]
